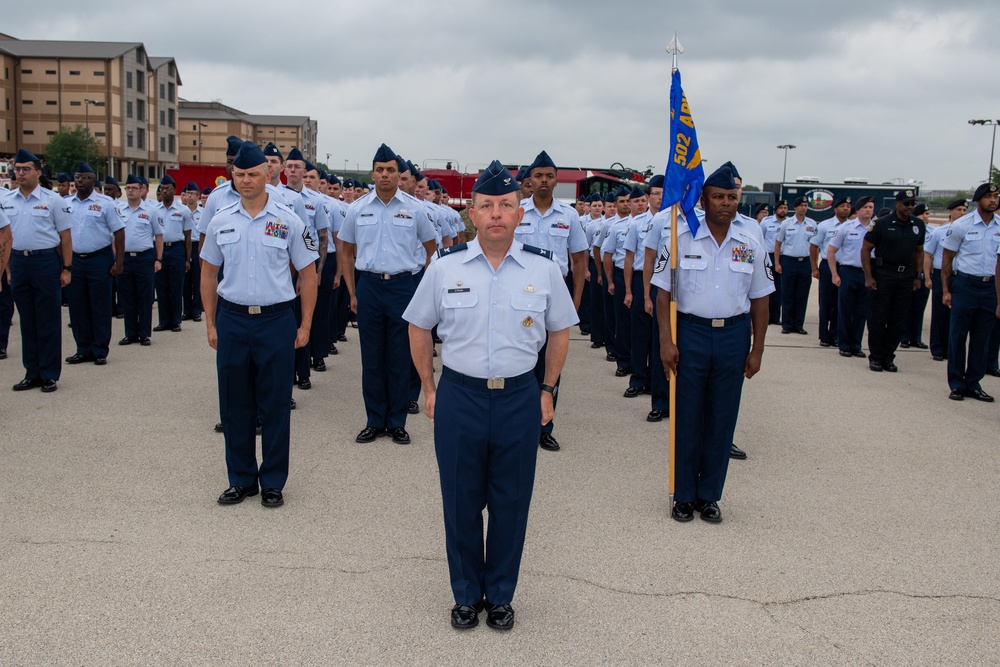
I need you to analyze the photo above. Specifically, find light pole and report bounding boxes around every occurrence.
[343,159,349,176]
[777,144,796,183]
[968,119,1000,183]
[84,98,100,166]
[198,122,208,163]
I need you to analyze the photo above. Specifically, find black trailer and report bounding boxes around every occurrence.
[761,179,920,221]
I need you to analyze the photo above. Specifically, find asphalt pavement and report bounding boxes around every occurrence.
[1,288,998,665]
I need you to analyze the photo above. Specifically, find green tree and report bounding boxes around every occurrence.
[742,184,761,192]
[991,165,999,189]
[44,125,100,177]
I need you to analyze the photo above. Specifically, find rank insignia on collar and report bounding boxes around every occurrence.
[523,316,534,328]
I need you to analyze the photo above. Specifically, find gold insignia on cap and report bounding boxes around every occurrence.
[525,285,535,293]
[523,316,534,328]
[905,190,913,197]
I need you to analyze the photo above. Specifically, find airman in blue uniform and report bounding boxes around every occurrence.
[760,200,787,324]
[0,210,11,359]
[118,174,162,346]
[924,198,967,360]
[4,149,74,392]
[404,160,577,631]
[602,186,638,379]
[941,182,999,401]
[339,143,438,445]
[810,196,851,347]
[624,177,662,403]
[153,174,192,333]
[181,181,204,323]
[828,196,875,359]
[774,196,818,334]
[653,164,773,524]
[201,141,318,508]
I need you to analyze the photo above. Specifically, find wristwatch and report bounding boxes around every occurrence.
[62,265,72,272]
[155,257,162,262]
[540,384,556,394]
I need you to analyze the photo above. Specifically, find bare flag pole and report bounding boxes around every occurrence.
[665,33,683,511]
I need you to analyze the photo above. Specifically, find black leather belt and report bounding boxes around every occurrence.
[442,366,535,390]
[164,241,184,247]
[877,263,911,273]
[218,297,294,315]
[677,312,749,328]
[126,249,153,257]
[73,245,112,258]
[781,255,808,262]
[362,270,410,282]
[955,272,995,283]
[14,247,59,256]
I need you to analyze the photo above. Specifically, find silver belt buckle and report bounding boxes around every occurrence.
[897,266,905,273]
[382,273,391,280]
[21,250,29,256]
[487,377,505,390]
[248,305,262,315]
[711,319,725,328]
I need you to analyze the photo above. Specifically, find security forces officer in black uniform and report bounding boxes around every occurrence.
[861,189,925,373]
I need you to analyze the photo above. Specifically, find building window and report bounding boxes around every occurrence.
[47,130,56,136]
[126,101,133,118]
[46,100,57,106]
[22,99,32,105]
[136,51,144,65]
[159,83,165,99]
[22,69,32,74]
[193,155,197,161]
[135,71,144,93]
[45,69,56,75]
[127,131,133,148]
[168,109,175,129]
[168,82,175,102]
[191,124,197,131]
[94,70,104,76]
[159,110,165,126]
[168,62,175,77]
[94,132,105,138]
[69,70,80,76]
[168,134,175,153]
[137,131,144,149]
[160,137,166,152]
[23,130,34,135]
[136,103,144,121]
[70,100,81,106]
[126,71,132,88]
[192,140,197,146]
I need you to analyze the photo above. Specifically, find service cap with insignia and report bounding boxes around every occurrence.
[895,189,916,203]
[755,203,769,216]
[833,195,851,208]
[945,198,966,210]
[792,196,808,208]
[855,195,874,209]
[973,182,998,201]
[263,142,282,159]
[472,160,520,196]
[912,203,928,216]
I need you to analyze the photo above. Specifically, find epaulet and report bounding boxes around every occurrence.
[437,243,468,258]
[522,244,554,260]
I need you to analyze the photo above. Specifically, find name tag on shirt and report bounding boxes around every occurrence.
[447,288,470,294]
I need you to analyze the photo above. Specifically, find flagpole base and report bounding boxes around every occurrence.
[668,492,674,510]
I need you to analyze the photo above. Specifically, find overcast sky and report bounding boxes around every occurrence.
[6,0,999,190]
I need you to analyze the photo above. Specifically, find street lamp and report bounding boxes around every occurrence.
[968,119,1000,183]
[343,159,349,176]
[84,98,100,166]
[777,144,796,183]
[198,122,208,163]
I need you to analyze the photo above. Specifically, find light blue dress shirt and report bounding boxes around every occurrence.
[2,184,73,250]
[339,188,437,275]
[775,216,819,257]
[601,215,633,269]
[623,211,655,270]
[69,191,125,252]
[517,197,589,276]
[828,218,870,267]
[924,223,951,270]
[155,200,193,244]
[941,210,1000,276]
[810,218,847,259]
[121,200,161,252]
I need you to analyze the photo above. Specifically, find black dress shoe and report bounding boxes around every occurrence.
[214,422,224,433]
[182,314,193,321]
[614,367,631,377]
[139,337,151,346]
[356,426,387,443]
[852,351,866,358]
[260,488,284,508]
[94,357,107,366]
[153,324,168,332]
[171,325,182,332]
[795,328,808,335]
[899,342,910,349]
[580,328,590,335]
[311,359,327,372]
[590,342,602,349]
[192,314,202,322]
[407,400,420,414]
[296,378,312,390]
[65,353,95,364]
[781,328,791,334]
[964,388,995,402]
[484,602,515,630]
[948,389,965,401]
[913,341,928,350]
[606,352,617,362]
[40,380,57,393]
[671,502,694,522]
[539,433,560,451]
[118,336,137,346]
[730,444,747,460]
[390,427,411,444]
[13,377,43,391]
[337,334,347,342]
[694,499,722,523]
[623,386,641,398]
[290,398,296,410]
[819,341,832,347]
[932,355,945,361]
[986,369,1000,378]
[0,348,6,359]
[451,602,484,629]
[883,362,898,373]
[839,350,852,358]
[647,409,665,422]
[869,361,883,372]
[329,344,339,355]
[217,485,259,505]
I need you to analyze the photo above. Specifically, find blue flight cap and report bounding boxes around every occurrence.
[232,140,267,169]
[125,174,141,185]
[303,160,316,173]
[648,174,664,189]
[328,174,341,185]
[613,185,631,199]
[139,176,149,186]
[395,156,409,174]
[629,186,646,200]
[105,176,120,187]
[342,178,354,189]
[414,169,426,182]
[57,172,71,183]
[528,150,556,174]
[720,161,741,180]
[406,160,417,175]
[182,181,199,192]
[286,147,305,163]
[372,143,397,164]
[226,136,243,157]
[75,161,96,175]
[472,160,520,196]
[201,187,213,195]
[604,191,617,203]
[703,164,738,190]
[514,167,526,182]
[14,148,39,164]
[318,168,328,180]
[429,179,442,191]
[161,174,176,186]
[262,142,282,159]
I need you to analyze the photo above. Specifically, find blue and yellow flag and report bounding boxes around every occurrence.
[660,69,704,235]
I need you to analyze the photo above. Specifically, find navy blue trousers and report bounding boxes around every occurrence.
[929,269,950,359]
[628,272,652,389]
[435,370,541,606]
[155,243,185,328]
[602,267,616,355]
[532,335,561,436]
[817,260,838,344]
[183,241,202,318]
[11,251,63,381]
[989,319,1000,372]
[612,267,631,370]
[569,267,589,331]
[311,255,337,362]
[868,270,914,364]
[649,286,669,413]
[588,258,605,346]
[837,266,868,354]
[333,282,350,339]
[947,275,998,392]
[0,271,13,351]
[216,304,296,490]
[768,252,781,323]
[902,279,930,344]
[357,271,415,430]
[673,316,749,503]
[69,246,114,358]
[779,256,810,330]
[120,249,155,339]
[409,268,426,403]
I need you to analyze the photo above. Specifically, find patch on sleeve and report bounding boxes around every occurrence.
[301,227,317,251]
[764,254,775,282]
[653,247,669,274]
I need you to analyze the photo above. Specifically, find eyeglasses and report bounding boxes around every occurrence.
[13,166,34,174]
